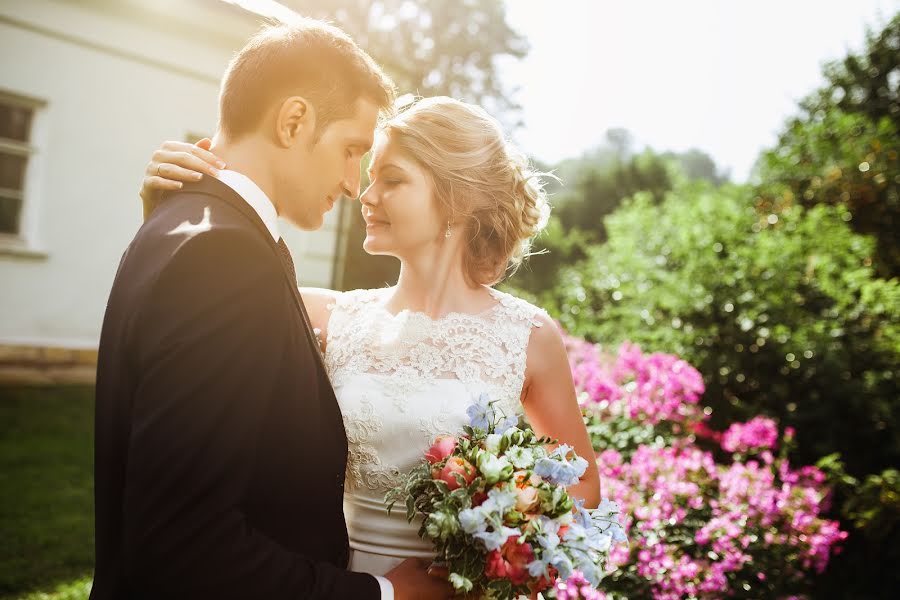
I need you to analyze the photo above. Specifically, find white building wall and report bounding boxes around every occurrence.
[0,0,340,355]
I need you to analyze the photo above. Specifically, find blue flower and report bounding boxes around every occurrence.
[576,555,604,587]
[466,394,494,431]
[495,414,519,435]
[548,550,574,580]
[532,516,562,552]
[573,498,593,529]
[534,445,590,486]
[592,498,629,544]
[527,557,552,579]
[534,457,581,487]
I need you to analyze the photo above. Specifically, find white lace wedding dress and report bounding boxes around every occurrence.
[323,286,547,576]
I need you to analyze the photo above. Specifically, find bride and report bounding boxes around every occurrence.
[140,96,601,578]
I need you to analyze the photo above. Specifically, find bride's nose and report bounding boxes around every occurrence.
[360,182,378,207]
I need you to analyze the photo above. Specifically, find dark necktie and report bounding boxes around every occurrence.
[276,238,323,355]
[276,238,296,282]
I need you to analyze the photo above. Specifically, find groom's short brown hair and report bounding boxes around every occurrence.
[218,18,395,141]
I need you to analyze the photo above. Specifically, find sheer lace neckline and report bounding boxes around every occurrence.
[369,286,504,325]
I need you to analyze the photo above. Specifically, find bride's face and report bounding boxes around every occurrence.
[360,133,445,258]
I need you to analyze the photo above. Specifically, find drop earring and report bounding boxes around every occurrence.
[445,220,452,239]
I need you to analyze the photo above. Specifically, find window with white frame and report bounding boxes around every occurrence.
[0,92,40,241]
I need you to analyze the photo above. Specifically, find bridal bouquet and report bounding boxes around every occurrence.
[387,394,626,598]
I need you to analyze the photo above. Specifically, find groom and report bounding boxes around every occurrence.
[92,19,447,600]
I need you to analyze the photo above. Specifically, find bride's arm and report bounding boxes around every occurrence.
[521,312,601,508]
[300,287,342,352]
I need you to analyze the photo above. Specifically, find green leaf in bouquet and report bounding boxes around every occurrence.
[466,476,483,495]
[449,486,471,505]
[405,495,416,522]
[432,478,450,495]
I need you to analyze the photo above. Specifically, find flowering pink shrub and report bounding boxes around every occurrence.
[721,416,780,454]
[564,334,848,599]
[564,337,707,448]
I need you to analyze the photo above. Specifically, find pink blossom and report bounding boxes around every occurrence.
[721,416,780,453]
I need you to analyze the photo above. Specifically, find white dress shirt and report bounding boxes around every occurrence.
[214,169,395,600]
[215,169,280,242]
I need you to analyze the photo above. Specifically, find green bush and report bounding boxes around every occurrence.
[755,108,899,278]
[549,182,899,478]
[753,12,899,278]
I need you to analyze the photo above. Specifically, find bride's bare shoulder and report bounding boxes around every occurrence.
[299,287,342,333]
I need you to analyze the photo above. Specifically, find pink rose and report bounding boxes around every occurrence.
[514,471,542,513]
[438,457,475,490]
[425,435,458,464]
[515,486,540,513]
[485,536,534,585]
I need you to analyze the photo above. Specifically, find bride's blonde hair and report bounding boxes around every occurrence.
[381,96,553,286]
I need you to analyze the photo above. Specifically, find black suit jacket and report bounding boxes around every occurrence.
[91,176,378,599]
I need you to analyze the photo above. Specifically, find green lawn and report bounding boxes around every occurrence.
[0,386,94,599]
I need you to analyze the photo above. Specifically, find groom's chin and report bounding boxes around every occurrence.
[286,211,325,232]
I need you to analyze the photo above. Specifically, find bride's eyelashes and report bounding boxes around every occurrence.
[367,176,403,189]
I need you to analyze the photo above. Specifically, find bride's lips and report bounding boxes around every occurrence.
[363,211,391,229]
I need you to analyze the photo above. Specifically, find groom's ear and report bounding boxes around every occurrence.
[274,96,314,148]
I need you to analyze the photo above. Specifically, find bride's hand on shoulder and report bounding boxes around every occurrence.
[140,138,225,220]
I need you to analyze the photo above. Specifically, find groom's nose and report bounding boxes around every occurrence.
[341,167,361,199]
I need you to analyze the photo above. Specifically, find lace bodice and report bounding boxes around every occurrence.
[325,287,546,492]
[325,287,547,562]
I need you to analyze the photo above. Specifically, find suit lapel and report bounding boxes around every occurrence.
[170,177,332,379]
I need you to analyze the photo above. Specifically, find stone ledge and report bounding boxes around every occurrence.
[0,344,98,385]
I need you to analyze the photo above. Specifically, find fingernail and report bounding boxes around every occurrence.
[193,172,203,180]
[175,181,183,188]
[216,161,226,169]
[210,168,219,177]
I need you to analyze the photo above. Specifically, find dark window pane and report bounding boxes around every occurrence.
[0,103,33,142]
[0,194,22,234]
[0,152,27,190]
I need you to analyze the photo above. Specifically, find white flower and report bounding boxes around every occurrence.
[481,485,517,517]
[478,452,513,484]
[506,445,536,469]
[459,507,487,534]
[484,433,503,454]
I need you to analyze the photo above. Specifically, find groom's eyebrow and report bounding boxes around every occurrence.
[347,137,373,153]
